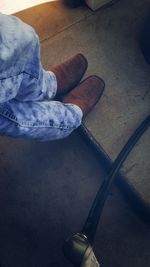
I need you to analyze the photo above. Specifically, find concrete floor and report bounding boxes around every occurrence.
[0,132,150,267]
[15,0,150,205]
[0,1,150,267]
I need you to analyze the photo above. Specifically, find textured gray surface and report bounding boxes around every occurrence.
[0,2,149,266]
[82,0,150,205]
[0,132,150,267]
[37,0,150,205]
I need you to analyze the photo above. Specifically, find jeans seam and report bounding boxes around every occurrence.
[0,108,75,130]
[0,71,38,81]
[0,72,23,81]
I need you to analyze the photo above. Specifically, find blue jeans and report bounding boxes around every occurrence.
[0,13,83,141]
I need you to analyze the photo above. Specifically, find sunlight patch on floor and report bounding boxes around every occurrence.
[0,0,57,14]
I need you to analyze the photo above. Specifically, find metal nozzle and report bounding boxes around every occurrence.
[63,233,100,267]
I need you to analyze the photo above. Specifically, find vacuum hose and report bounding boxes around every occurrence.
[63,114,150,266]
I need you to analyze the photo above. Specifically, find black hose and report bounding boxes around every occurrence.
[81,114,150,243]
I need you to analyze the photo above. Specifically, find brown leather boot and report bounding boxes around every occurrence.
[63,75,105,118]
[51,53,88,96]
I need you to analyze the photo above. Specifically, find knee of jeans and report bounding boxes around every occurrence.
[0,14,40,80]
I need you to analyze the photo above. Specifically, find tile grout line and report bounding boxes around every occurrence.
[40,1,118,44]
[40,11,95,44]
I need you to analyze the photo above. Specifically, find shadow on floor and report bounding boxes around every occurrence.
[0,131,150,267]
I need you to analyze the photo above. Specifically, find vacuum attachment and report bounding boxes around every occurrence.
[63,233,100,267]
[63,114,150,266]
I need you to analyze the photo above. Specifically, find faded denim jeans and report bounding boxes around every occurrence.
[0,13,83,141]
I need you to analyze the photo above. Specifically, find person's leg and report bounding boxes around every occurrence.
[0,13,87,104]
[0,76,105,141]
[0,14,104,141]
[0,13,58,103]
[15,53,88,102]
[0,99,83,141]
